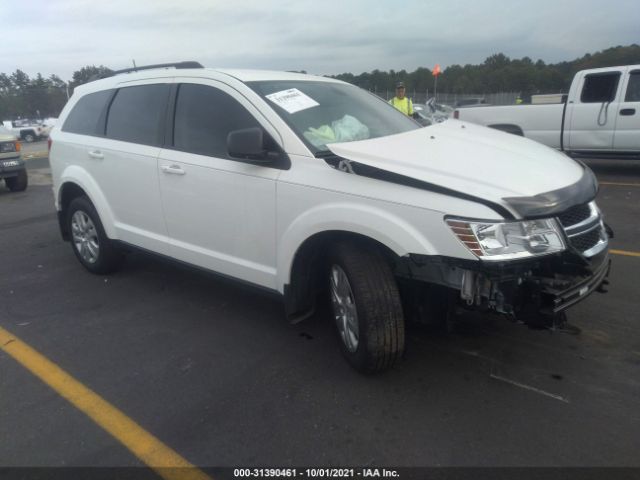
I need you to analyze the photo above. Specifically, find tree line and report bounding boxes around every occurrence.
[0,65,112,121]
[331,44,640,98]
[1,44,639,121]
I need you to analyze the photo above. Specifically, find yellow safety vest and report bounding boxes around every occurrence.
[389,97,414,116]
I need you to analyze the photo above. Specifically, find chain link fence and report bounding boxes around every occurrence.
[374,90,521,107]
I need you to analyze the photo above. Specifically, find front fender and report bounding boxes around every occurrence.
[276,202,436,291]
[57,165,118,239]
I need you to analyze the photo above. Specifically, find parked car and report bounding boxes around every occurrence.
[49,62,610,373]
[0,126,27,191]
[454,97,488,108]
[454,65,640,157]
[414,98,454,125]
[40,117,58,137]
[2,119,48,142]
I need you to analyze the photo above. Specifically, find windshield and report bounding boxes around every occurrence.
[248,80,419,154]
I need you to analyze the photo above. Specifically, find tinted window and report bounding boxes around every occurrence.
[62,90,113,135]
[173,83,262,158]
[580,73,620,103]
[106,84,170,146]
[624,71,640,102]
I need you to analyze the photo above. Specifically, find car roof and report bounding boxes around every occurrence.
[76,67,345,95]
[214,68,342,83]
[579,64,640,75]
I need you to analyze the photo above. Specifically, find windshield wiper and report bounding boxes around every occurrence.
[314,149,335,158]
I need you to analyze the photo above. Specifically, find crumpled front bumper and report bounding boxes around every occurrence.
[398,245,611,319]
[537,250,610,314]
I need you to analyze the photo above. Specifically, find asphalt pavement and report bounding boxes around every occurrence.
[1,154,639,471]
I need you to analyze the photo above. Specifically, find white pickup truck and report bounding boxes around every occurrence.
[2,120,48,143]
[454,65,640,158]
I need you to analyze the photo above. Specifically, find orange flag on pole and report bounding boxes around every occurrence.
[432,64,441,76]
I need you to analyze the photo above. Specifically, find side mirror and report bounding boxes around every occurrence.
[227,127,271,162]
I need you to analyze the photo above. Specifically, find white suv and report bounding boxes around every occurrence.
[50,62,611,373]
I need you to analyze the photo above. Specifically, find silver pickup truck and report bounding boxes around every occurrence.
[0,126,27,191]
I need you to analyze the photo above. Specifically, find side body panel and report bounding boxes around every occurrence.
[51,77,173,255]
[157,77,286,289]
[275,155,500,292]
[613,68,640,150]
[456,104,564,148]
[565,67,625,151]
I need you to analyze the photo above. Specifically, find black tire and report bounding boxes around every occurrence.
[327,242,405,373]
[23,131,36,143]
[67,196,123,274]
[5,169,28,192]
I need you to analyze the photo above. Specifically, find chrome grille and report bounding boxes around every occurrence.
[558,202,607,257]
[558,203,591,227]
[570,228,601,252]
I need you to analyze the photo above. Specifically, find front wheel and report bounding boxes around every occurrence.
[67,196,123,274]
[23,132,36,143]
[328,242,405,373]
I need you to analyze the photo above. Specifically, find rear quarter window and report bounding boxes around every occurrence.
[624,71,640,102]
[62,90,114,136]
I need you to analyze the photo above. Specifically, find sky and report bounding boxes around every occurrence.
[0,0,638,81]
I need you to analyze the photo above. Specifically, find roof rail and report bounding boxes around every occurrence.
[110,61,204,77]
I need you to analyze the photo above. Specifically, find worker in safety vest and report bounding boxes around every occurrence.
[389,82,414,116]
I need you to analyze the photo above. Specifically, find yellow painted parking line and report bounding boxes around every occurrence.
[610,249,640,258]
[21,151,49,159]
[599,181,640,187]
[0,325,211,480]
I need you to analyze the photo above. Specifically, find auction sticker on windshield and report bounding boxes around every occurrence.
[266,88,319,114]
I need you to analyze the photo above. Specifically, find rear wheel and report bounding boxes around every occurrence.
[5,169,28,192]
[328,242,405,373]
[23,131,36,143]
[67,196,123,274]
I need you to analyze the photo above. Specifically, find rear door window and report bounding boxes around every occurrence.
[624,71,640,102]
[62,90,114,136]
[580,73,621,103]
[172,83,262,158]
[106,84,170,146]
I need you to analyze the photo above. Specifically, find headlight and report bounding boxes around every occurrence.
[0,142,16,153]
[446,218,565,261]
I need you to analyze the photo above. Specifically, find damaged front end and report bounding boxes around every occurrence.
[396,201,611,328]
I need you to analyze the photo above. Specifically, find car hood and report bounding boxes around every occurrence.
[327,120,588,216]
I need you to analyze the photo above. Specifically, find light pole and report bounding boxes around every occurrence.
[432,64,441,101]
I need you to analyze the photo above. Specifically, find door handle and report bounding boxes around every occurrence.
[620,108,636,116]
[160,165,186,175]
[88,150,104,160]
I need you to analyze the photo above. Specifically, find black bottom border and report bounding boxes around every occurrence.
[1,467,640,480]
